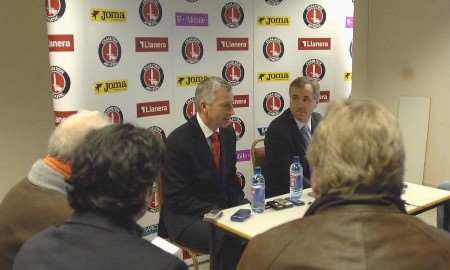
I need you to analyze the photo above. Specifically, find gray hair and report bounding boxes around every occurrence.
[307,100,405,197]
[194,76,231,111]
[48,110,111,162]
[289,76,320,100]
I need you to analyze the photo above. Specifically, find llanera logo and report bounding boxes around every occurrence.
[48,34,74,52]
[298,38,331,50]
[135,37,168,52]
[217,38,248,51]
[137,101,170,117]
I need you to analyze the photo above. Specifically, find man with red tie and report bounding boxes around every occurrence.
[159,76,245,269]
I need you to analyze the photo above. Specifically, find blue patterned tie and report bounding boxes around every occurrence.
[301,126,311,146]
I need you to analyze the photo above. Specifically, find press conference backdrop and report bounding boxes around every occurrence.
[45,0,353,239]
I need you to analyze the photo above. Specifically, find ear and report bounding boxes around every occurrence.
[199,100,208,113]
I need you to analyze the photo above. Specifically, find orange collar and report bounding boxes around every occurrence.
[43,155,71,179]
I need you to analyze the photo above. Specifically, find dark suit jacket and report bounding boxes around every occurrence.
[13,211,187,270]
[159,117,244,239]
[264,109,321,197]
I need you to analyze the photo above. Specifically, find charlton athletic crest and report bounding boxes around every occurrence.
[140,63,164,91]
[230,116,245,140]
[147,126,166,142]
[265,0,283,6]
[50,66,70,99]
[221,2,244,28]
[46,0,66,22]
[263,92,284,116]
[302,59,326,80]
[303,4,326,29]
[263,37,284,62]
[222,60,244,86]
[104,106,123,124]
[183,97,197,120]
[182,37,203,64]
[98,36,121,67]
[139,0,162,27]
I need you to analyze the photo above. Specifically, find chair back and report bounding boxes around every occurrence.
[251,139,266,170]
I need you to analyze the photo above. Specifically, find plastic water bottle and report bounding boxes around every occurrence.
[251,166,265,213]
[289,156,303,201]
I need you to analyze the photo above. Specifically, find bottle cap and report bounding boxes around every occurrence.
[254,166,262,174]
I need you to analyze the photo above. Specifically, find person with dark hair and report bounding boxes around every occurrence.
[159,76,246,270]
[264,76,321,197]
[0,110,110,270]
[13,124,187,270]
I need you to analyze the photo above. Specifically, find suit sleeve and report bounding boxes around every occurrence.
[264,123,292,197]
[162,136,217,216]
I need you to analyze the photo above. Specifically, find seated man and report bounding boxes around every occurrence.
[13,124,187,270]
[159,76,245,270]
[238,101,450,270]
[264,76,321,197]
[0,110,110,270]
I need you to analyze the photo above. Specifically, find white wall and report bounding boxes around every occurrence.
[0,1,54,200]
[353,0,450,186]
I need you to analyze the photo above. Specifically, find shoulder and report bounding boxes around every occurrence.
[268,109,292,130]
[312,112,322,122]
[165,120,196,147]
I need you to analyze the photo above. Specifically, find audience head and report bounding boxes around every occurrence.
[194,76,234,130]
[289,76,320,123]
[307,100,405,198]
[47,110,111,162]
[68,124,165,223]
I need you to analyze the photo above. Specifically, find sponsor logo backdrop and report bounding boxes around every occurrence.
[46,0,353,240]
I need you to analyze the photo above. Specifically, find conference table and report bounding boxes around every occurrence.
[206,182,450,270]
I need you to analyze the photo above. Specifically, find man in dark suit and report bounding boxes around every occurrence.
[159,76,245,269]
[264,76,321,197]
[13,124,187,270]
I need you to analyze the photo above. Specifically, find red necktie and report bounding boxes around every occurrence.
[210,132,221,168]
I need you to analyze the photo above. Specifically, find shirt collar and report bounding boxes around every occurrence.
[196,113,218,139]
[295,115,312,131]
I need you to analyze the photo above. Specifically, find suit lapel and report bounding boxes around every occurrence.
[189,118,217,171]
[286,109,308,153]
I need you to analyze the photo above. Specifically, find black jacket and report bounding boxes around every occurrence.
[264,109,321,197]
[159,117,244,239]
[13,211,187,270]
